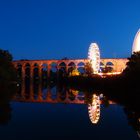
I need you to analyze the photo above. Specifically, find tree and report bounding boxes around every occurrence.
[0,49,12,62]
[0,49,17,83]
[123,51,140,77]
[84,62,94,76]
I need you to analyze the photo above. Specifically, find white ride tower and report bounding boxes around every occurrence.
[132,29,140,54]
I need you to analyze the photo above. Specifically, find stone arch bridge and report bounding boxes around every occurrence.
[13,58,128,79]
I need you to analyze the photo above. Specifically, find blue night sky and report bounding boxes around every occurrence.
[0,0,140,60]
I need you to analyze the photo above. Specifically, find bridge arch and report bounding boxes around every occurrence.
[58,62,67,77]
[106,61,114,66]
[105,61,114,72]
[77,62,85,74]
[25,63,31,79]
[68,62,76,74]
[17,63,22,78]
[77,62,85,67]
[41,63,48,80]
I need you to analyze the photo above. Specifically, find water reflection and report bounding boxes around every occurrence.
[88,94,100,124]
[124,107,140,139]
[0,84,17,125]
[0,82,140,139]
[15,83,140,126]
[14,82,103,125]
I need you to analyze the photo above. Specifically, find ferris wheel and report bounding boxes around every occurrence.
[88,43,100,74]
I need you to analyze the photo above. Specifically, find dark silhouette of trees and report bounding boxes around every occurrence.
[121,51,140,87]
[0,49,17,83]
[0,49,13,61]
[0,83,17,125]
[123,51,140,77]
[0,49,17,124]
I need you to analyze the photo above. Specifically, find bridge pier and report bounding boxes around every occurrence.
[22,66,25,84]
[47,65,51,79]
[30,66,34,84]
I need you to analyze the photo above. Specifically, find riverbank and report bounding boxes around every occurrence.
[62,74,140,95]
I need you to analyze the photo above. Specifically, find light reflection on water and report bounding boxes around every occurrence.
[15,84,103,124]
[0,82,139,140]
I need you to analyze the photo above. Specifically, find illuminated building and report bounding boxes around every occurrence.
[132,29,140,54]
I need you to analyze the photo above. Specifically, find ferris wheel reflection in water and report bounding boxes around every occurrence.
[15,83,102,125]
[13,82,140,139]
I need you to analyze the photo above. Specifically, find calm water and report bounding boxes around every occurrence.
[0,82,139,140]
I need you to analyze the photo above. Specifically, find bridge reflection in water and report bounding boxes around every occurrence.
[13,82,115,124]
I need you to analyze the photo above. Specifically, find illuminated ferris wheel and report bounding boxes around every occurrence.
[88,94,100,124]
[88,43,100,74]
